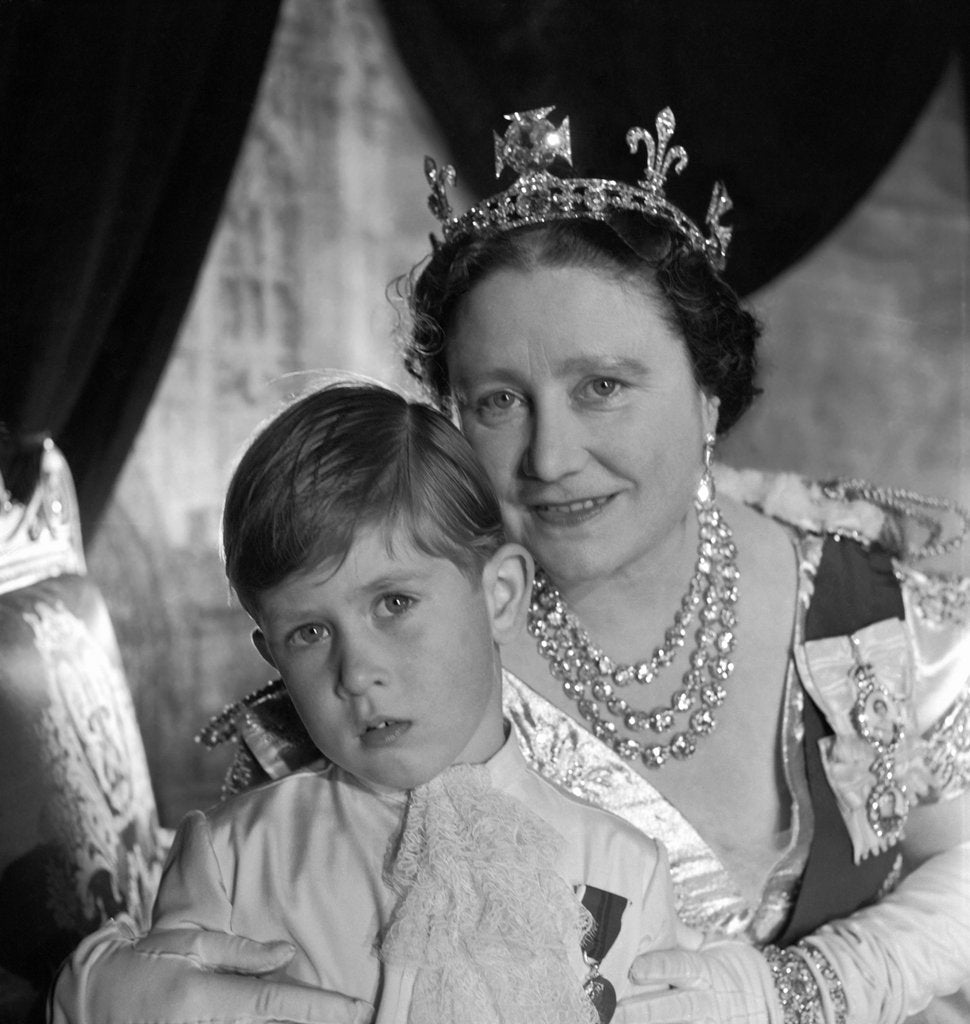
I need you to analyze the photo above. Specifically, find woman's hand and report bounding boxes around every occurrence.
[50,915,373,1024]
[614,939,782,1024]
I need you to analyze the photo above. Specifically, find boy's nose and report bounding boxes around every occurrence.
[335,644,383,698]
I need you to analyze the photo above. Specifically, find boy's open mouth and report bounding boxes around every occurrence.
[360,718,410,747]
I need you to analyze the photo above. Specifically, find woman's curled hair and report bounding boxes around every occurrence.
[400,215,762,434]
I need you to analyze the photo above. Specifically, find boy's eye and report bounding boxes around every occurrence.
[377,594,415,617]
[289,623,331,647]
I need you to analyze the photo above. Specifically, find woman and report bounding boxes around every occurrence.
[53,108,969,1024]
[398,107,970,1022]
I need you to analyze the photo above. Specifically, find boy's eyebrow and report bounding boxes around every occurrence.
[358,566,434,592]
[257,572,427,629]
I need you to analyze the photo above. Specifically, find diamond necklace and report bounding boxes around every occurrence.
[527,495,739,769]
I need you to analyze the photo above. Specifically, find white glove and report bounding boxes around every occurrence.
[49,915,374,1024]
[617,842,970,1024]
[615,938,783,1024]
[806,841,970,1024]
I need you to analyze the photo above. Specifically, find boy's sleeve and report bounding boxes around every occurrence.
[151,809,235,932]
[48,913,373,1024]
[595,834,684,1008]
[49,809,374,1024]
[633,840,682,957]
[49,812,235,1024]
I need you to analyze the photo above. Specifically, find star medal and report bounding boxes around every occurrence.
[583,959,617,1024]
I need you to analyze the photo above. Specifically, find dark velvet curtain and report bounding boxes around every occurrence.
[2,2,967,540]
[0,0,282,538]
[377,1,969,299]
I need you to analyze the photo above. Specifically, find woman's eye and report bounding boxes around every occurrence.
[472,389,525,422]
[289,623,330,647]
[580,378,623,402]
[486,391,517,409]
[378,594,415,617]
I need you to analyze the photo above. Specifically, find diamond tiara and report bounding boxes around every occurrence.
[425,106,733,271]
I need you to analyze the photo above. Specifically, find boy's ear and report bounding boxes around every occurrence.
[482,543,534,644]
[251,628,277,669]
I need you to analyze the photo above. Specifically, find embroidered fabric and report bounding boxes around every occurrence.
[899,567,970,627]
[898,568,970,798]
[922,690,970,797]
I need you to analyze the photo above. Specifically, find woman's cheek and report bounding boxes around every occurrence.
[465,427,517,478]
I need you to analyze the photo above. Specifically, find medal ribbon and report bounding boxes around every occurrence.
[580,885,627,963]
[578,885,628,1024]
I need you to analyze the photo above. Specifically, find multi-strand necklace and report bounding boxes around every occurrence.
[527,495,739,769]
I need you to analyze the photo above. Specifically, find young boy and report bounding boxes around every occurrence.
[52,382,681,1024]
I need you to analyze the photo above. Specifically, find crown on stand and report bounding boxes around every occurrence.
[425,106,733,270]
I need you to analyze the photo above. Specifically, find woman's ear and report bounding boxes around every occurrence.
[251,628,277,669]
[701,391,721,439]
[482,543,534,644]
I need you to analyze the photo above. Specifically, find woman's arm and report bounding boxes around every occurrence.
[618,797,970,1024]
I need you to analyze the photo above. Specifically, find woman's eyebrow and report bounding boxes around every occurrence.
[555,355,649,376]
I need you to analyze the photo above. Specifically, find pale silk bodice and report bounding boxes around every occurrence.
[502,650,811,944]
[503,470,970,945]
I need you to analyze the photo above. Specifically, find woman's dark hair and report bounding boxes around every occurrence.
[401,215,762,434]
[223,382,505,615]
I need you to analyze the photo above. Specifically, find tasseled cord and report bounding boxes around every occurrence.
[380,763,599,1024]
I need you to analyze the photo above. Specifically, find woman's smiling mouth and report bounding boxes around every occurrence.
[531,494,614,525]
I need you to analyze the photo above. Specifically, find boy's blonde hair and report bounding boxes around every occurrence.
[222,381,505,614]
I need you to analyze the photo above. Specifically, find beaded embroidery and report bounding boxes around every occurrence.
[922,687,970,795]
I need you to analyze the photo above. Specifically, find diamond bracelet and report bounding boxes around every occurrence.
[763,943,847,1024]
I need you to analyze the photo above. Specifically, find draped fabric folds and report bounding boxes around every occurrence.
[0,0,282,536]
[1,1,968,536]
[376,1,969,299]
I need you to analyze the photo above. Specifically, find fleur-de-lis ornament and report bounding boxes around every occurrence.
[424,156,456,222]
[627,108,688,195]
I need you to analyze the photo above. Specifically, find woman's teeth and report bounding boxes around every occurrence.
[539,496,609,514]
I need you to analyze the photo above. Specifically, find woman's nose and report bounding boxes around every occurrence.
[522,404,585,481]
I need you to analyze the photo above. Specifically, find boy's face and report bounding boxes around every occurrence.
[252,525,526,791]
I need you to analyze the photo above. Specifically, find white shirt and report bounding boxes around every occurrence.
[152,728,678,1018]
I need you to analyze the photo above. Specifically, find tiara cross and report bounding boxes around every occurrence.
[493,107,573,177]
